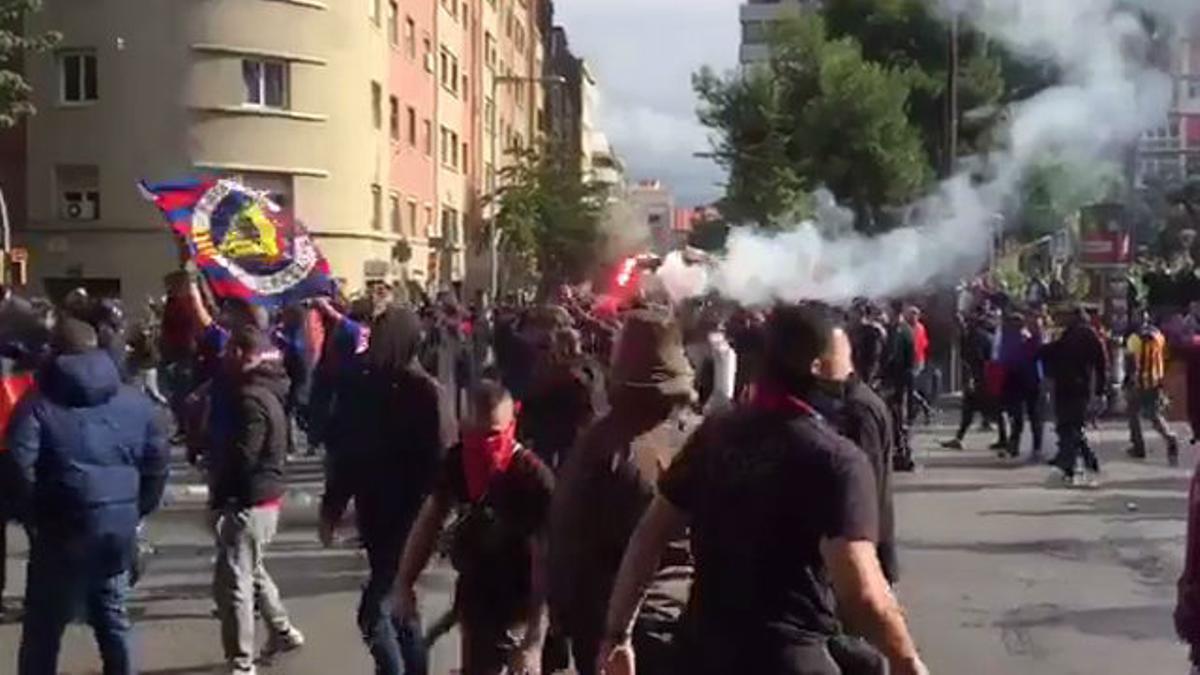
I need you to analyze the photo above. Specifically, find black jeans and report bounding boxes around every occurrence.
[1054,395,1099,477]
[955,388,1007,444]
[887,376,914,463]
[1006,388,1043,457]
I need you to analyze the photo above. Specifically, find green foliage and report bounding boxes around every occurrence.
[0,0,60,128]
[1016,158,1122,239]
[694,15,931,230]
[487,146,607,289]
[822,0,1053,171]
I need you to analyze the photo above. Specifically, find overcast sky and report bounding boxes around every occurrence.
[552,0,740,207]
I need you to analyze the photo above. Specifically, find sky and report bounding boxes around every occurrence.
[552,0,740,207]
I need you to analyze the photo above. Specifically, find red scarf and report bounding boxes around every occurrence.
[461,418,519,502]
[750,381,820,419]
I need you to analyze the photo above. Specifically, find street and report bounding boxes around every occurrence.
[0,421,1193,674]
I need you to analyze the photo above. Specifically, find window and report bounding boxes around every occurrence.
[369,0,380,24]
[425,205,435,237]
[441,207,459,245]
[405,17,416,59]
[407,200,418,238]
[371,185,382,230]
[462,141,469,171]
[58,51,98,104]
[451,131,459,169]
[484,98,495,133]
[440,48,459,95]
[423,119,433,155]
[440,126,451,165]
[485,32,497,69]
[462,3,469,26]
[389,96,400,140]
[1188,155,1200,178]
[56,164,100,221]
[390,193,402,233]
[388,1,399,45]
[243,59,287,108]
[1190,78,1200,100]
[423,38,433,72]
[236,173,295,222]
[371,81,382,129]
[406,106,417,146]
[743,20,768,45]
[485,163,496,194]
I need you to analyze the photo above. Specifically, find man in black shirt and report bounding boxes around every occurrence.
[597,305,926,675]
[396,381,554,675]
[849,301,887,386]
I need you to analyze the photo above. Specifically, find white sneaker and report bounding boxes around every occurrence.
[262,627,305,659]
[229,667,256,675]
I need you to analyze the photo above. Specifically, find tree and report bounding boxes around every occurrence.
[487,145,607,291]
[822,0,1054,174]
[1015,158,1122,240]
[0,1,60,128]
[695,16,932,230]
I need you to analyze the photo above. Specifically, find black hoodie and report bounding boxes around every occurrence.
[208,360,291,509]
[320,307,456,549]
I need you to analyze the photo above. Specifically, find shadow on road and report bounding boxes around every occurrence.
[996,602,1175,642]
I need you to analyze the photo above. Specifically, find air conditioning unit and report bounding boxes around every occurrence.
[424,53,436,73]
[61,193,97,221]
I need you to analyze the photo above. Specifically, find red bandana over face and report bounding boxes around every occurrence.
[461,418,519,502]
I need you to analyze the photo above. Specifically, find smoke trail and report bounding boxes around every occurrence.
[691,0,1194,306]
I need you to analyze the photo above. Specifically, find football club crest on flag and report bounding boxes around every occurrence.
[139,178,336,307]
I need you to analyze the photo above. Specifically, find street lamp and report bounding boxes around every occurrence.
[487,74,566,300]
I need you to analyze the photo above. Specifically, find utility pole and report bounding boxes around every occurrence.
[0,186,10,286]
[944,13,960,178]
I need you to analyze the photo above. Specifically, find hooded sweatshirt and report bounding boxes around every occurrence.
[207,359,291,509]
[5,349,169,575]
[320,307,456,549]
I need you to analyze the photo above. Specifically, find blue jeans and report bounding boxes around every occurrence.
[358,544,428,675]
[19,545,133,675]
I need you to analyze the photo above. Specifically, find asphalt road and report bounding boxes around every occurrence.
[0,420,1195,674]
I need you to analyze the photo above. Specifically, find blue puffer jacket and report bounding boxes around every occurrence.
[4,349,169,575]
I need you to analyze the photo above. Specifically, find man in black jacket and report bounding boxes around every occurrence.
[1041,307,1108,485]
[319,306,456,675]
[209,326,303,675]
[943,310,1007,451]
[807,311,899,584]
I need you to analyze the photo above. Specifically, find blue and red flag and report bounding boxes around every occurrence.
[139,177,336,308]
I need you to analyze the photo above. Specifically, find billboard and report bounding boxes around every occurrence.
[1078,203,1131,268]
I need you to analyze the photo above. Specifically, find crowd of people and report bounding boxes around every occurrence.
[0,268,941,675]
[7,261,1200,674]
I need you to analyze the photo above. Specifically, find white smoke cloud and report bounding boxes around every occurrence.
[681,0,1193,306]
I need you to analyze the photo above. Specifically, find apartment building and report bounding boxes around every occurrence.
[739,0,820,64]
[385,0,438,290]
[1133,17,1200,188]
[9,0,571,305]
[19,0,401,306]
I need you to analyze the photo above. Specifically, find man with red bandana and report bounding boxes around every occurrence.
[396,380,555,675]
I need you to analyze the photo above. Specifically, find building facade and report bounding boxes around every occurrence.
[14,0,556,307]
[738,0,819,64]
[628,180,678,255]
[1135,17,1200,188]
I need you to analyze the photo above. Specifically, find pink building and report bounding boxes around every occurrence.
[387,0,438,288]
